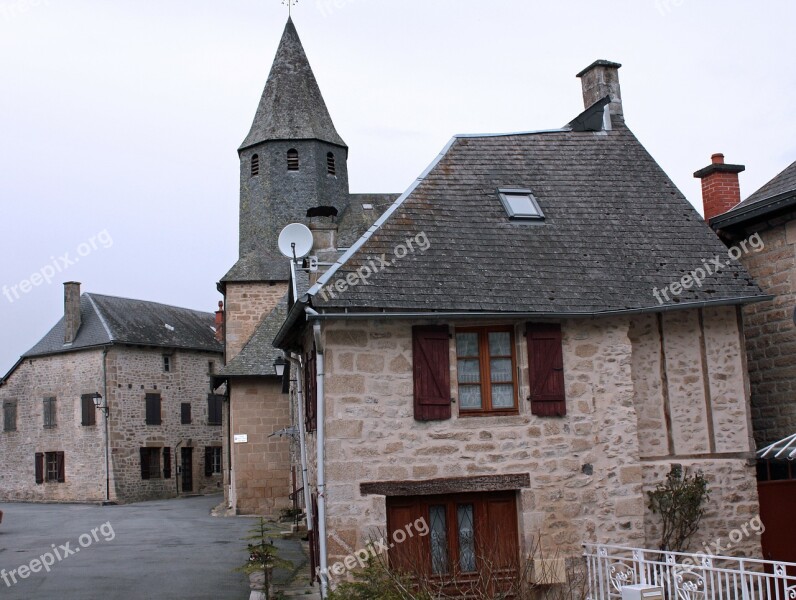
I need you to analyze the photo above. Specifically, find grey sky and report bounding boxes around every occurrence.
[1,0,794,373]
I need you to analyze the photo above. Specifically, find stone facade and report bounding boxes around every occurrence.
[0,346,223,503]
[306,306,761,568]
[224,282,288,360]
[733,219,796,446]
[221,281,293,516]
[227,377,293,515]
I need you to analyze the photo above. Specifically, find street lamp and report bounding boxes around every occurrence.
[273,356,287,377]
[92,393,111,504]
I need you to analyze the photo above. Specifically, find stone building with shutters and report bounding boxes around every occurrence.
[217,17,768,595]
[0,282,224,504]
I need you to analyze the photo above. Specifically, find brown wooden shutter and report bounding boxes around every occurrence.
[482,493,519,570]
[181,403,191,425]
[145,394,161,425]
[56,451,66,483]
[204,447,213,476]
[163,447,171,479]
[140,448,150,480]
[526,323,566,416]
[304,350,317,433]
[412,325,451,421]
[386,499,427,575]
[35,452,44,484]
[81,394,96,426]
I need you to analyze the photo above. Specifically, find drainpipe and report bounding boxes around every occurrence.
[287,353,313,534]
[101,348,110,504]
[308,308,328,598]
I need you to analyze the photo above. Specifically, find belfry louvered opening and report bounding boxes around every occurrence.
[287,149,299,171]
[326,152,336,175]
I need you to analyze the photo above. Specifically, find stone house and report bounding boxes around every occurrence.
[701,158,796,448]
[0,282,224,503]
[216,17,768,594]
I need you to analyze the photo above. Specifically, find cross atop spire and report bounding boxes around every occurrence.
[282,0,297,17]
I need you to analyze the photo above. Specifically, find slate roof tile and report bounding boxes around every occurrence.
[310,123,764,313]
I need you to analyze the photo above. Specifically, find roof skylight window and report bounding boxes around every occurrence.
[498,188,544,220]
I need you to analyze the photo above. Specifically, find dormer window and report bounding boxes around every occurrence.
[287,149,299,171]
[497,188,544,220]
[326,152,336,176]
[251,154,260,177]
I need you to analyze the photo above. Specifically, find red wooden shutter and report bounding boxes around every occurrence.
[412,326,451,421]
[204,447,213,476]
[56,451,66,483]
[304,350,317,433]
[386,499,427,575]
[140,448,150,480]
[482,493,519,570]
[526,323,566,416]
[163,447,172,479]
[35,452,44,484]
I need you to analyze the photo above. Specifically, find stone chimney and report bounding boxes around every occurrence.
[577,60,623,119]
[214,301,224,343]
[694,153,745,221]
[64,282,81,344]
[308,213,339,268]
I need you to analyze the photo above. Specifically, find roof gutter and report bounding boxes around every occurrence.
[302,295,773,323]
[711,189,796,229]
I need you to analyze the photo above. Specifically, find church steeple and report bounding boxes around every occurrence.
[223,17,351,283]
[240,17,346,151]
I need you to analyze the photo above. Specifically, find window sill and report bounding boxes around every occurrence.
[457,410,519,418]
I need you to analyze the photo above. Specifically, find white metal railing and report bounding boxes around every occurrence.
[583,543,796,600]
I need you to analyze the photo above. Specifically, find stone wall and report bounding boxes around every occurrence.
[305,307,761,568]
[106,347,223,503]
[628,306,759,556]
[736,220,796,446]
[224,282,288,360]
[227,377,292,516]
[0,345,223,503]
[0,349,106,502]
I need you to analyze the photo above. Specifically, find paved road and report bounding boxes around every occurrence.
[0,495,253,600]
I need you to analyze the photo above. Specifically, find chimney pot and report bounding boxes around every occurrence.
[694,154,745,222]
[214,301,224,343]
[63,282,82,344]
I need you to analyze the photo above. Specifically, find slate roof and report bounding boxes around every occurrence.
[306,120,765,314]
[338,194,402,248]
[23,293,222,358]
[711,160,796,229]
[734,160,796,210]
[239,17,346,151]
[220,193,399,285]
[217,297,286,378]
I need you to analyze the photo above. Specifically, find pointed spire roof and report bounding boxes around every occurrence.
[240,18,346,151]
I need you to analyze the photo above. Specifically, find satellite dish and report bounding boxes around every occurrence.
[278,223,313,259]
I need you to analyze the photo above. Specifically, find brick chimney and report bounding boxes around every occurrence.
[64,282,81,344]
[214,301,224,343]
[577,60,623,119]
[693,153,745,221]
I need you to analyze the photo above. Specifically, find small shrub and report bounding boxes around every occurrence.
[647,464,710,552]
